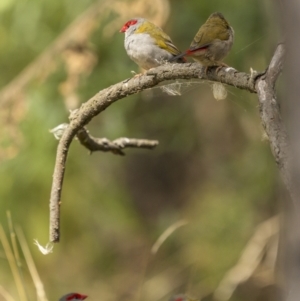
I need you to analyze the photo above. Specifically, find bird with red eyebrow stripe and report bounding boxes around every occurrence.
[59,292,88,301]
[120,18,185,70]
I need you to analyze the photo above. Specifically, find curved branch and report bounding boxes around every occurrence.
[49,62,258,242]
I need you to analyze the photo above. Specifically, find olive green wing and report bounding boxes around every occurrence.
[135,21,181,56]
[190,23,230,51]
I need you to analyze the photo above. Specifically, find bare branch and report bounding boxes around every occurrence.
[76,127,159,156]
[49,63,259,242]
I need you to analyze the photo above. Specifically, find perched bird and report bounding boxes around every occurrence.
[171,12,234,68]
[120,18,185,70]
[59,293,88,301]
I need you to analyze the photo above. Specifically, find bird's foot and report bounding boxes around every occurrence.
[215,62,228,74]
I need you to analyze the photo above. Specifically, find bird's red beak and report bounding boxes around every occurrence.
[120,25,127,33]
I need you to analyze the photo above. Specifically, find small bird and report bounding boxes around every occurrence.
[59,293,88,301]
[120,18,185,70]
[171,12,234,68]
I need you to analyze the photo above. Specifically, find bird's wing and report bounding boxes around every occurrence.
[189,23,230,51]
[135,21,181,56]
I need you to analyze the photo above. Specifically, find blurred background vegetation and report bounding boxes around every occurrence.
[0,0,283,300]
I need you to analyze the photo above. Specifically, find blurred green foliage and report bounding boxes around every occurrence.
[0,0,281,301]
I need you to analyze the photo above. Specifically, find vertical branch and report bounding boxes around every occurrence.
[256,44,289,189]
[275,1,300,300]
[49,128,76,242]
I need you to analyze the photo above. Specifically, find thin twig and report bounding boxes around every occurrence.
[49,63,258,242]
[76,127,159,156]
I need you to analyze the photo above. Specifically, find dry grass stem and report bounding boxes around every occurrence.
[0,285,15,301]
[0,224,28,301]
[213,216,279,301]
[151,220,188,254]
[16,227,48,301]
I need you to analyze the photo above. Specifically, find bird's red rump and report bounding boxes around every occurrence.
[120,19,138,32]
[186,46,209,55]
